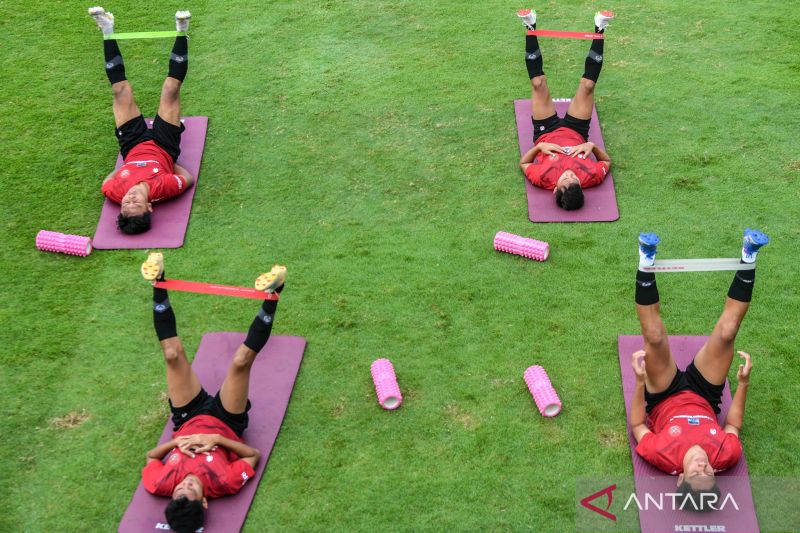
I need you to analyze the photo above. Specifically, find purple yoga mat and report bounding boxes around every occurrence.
[94,116,208,249]
[618,335,758,532]
[119,333,306,533]
[513,99,619,222]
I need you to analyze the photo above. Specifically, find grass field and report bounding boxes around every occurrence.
[1,1,798,531]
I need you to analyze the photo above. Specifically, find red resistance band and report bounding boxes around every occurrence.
[154,279,280,301]
[528,29,604,40]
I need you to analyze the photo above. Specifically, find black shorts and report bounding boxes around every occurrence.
[645,361,725,415]
[170,388,251,437]
[115,114,184,162]
[532,113,591,143]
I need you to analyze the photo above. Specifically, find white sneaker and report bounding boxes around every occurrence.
[175,10,191,32]
[517,9,537,30]
[88,6,115,35]
[594,10,615,32]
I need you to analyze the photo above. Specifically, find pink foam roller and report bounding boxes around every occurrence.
[524,365,561,417]
[494,231,549,261]
[370,358,403,410]
[36,230,92,257]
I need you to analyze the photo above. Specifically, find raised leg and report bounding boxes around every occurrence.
[219,267,286,413]
[634,233,676,392]
[112,80,141,128]
[157,33,189,127]
[566,11,611,120]
[162,337,202,408]
[636,299,677,393]
[218,345,259,414]
[157,77,183,127]
[692,298,750,386]
[146,253,201,407]
[531,75,557,121]
[566,78,596,121]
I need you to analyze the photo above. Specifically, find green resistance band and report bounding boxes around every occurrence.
[104,31,186,40]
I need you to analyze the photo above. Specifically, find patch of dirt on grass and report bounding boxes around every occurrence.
[50,409,90,430]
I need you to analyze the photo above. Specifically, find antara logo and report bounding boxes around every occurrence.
[580,484,740,522]
[580,484,617,521]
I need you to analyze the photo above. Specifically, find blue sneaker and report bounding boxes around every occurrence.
[638,232,660,267]
[742,228,769,263]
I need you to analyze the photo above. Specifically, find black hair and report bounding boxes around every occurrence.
[165,496,205,533]
[117,212,151,234]
[554,183,584,210]
[677,480,722,512]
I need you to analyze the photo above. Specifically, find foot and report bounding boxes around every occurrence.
[594,10,615,32]
[741,228,769,264]
[175,10,191,32]
[638,232,660,267]
[255,264,287,293]
[88,6,115,35]
[517,8,537,30]
[141,252,165,281]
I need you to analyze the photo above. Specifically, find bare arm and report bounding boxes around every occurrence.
[591,143,611,164]
[146,438,179,463]
[630,350,652,442]
[173,163,195,188]
[724,351,752,436]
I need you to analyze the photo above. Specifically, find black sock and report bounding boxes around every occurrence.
[635,270,659,306]
[152,273,177,341]
[727,265,756,302]
[582,33,604,82]
[243,299,279,352]
[168,36,188,81]
[525,31,544,79]
[103,39,126,84]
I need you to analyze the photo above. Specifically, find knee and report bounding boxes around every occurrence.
[231,350,255,370]
[162,345,182,364]
[642,324,666,347]
[718,319,741,344]
[531,75,547,91]
[112,81,132,100]
[578,77,596,95]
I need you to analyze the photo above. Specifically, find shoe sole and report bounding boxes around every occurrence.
[141,253,164,281]
[255,266,286,292]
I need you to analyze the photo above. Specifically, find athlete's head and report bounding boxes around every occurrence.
[117,183,153,234]
[676,446,720,511]
[554,170,584,210]
[165,474,207,532]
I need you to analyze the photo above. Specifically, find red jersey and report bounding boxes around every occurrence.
[524,128,609,190]
[636,391,742,475]
[142,415,256,499]
[101,141,189,203]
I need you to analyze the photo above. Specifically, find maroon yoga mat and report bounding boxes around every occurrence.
[94,116,208,249]
[513,99,619,222]
[618,335,758,532]
[119,333,306,533]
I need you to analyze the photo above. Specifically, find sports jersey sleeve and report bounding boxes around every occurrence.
[635,432,678,474]
[150,172,189,203]
[225,459,257,494]
[580,160,609,189]
[711,433,743,471]
[101,173,124,203]
[524,163,548,189]
[142,461,172,496]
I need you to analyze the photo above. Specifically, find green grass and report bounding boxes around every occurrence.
[1,1,799,531]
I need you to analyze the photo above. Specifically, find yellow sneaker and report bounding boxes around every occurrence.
[255,264,286,292]
[141,252,164,281]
